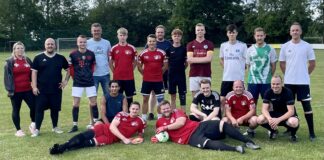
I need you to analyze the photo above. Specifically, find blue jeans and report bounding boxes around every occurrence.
[93,74,110,96]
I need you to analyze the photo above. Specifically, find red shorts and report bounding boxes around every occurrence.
[93,124,114,145]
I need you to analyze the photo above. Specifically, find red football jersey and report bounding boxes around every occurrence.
[13,58,32,92]
[225,90,255,119]
[156,109,199,144]
[138,48,167,82]
[110,44,137,80]
[93,112,145,145]
[186,39,214,77]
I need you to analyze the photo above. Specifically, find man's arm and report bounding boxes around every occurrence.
[162,61,168,74]
[100,96,110,124]
[109,59,114,73]
[220,57,224,68]
[122,97,128,113]
[31,70,39,95]
[59,69,70,89]
[190,103,207,118]
[164,117,186,130]
[205,107,220,121]
[271,62,276,75]
[261,103,272,121]
[109,117,131,144]
[272,105,294,125]
[280,61,286,74]
[238,104,256,122]
[308,60,316,75]
[187,51,213,64]
[137,62,143,75]
[225,105,237,123]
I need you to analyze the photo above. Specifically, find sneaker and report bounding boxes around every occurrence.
[309,134,316,142]
[52,127,64,134]
[268,130,278,140]
[31,129,40,137]
[49,144,64,155]
[86,124,94,129]
[29,122,36,134]
[290,135,298,142]
[243,129,256,138]
[148,113,154,121]
[68,125,78,133]
[236,145,245,154]
[245,142,261,150]
[15,130,26,137]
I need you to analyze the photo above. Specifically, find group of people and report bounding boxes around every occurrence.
[3,21,316,155]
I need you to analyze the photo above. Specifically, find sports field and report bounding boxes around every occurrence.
[0,49,323,160]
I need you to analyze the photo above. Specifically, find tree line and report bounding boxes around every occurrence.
[0,0,323,51]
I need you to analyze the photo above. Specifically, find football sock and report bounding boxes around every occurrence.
[91,105,99,120]
[126,97,133,110]
[205,140,237,151]
[305,113,315,135]
[61,130,95,151]
[72,107,79,124]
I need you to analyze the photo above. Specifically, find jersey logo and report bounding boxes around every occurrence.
[116,50,120,54]
[131,121,138,126]
[201,104,214,110]
[125,50,131,55]
[288,49,292,53]
[24,63,30,67]
[14,63,19,67]
[122,117,127,121]
[154,55,161,60]
[82,56,86,60]
[236,49,240,52]
[203,45,208,49]
[170,117,175,123]
[241,100,247,106]
[144,56,149,59]
[42,58,47,62]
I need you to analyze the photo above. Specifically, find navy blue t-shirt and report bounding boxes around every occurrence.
[32,53,69,93]
[105,93,125,120]
[166,45,187,74]
[69,49,96,87]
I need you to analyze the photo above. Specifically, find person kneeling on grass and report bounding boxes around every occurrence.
[152,100,260,154]
[49,102,145,155]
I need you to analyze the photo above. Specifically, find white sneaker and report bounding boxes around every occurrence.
[86,124,94,129]
[15,130,26,137]
[52,127,64,134]
[29,122,36,134]
[31,129,40,137]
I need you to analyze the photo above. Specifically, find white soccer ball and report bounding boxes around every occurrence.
[155,131,169,143]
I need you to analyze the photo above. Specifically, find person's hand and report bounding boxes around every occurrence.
[269,118,280,130]
[237,117,244,125]
[231,119,239,128]
[122,138,132,144]
[151,136,159,143]
[156,126,168,134]
[32,87,40,96]
[59,80,68,89]
[131,137,144,144]
[7,92,14,97]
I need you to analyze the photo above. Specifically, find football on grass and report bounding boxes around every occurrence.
[155,131,169,142]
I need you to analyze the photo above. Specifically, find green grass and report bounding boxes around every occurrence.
[0,49,323,160]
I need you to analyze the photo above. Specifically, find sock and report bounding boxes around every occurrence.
[305,113,315,136]
[142,114,147,121]
[91,105,99,120]
[204,140,236,151]
[61,130,95,151]
[72,107,79,125]
[289,125,299,137]
[126,97,133,110]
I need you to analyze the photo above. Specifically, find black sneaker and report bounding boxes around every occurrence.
[268,130,278,140]
[245,142,261,150]
[309,134,316,142]
[148,113,154,120]
[236,146,245,154]
[68,125,78,133]
[49,144,64,155]
[290,135,298,142]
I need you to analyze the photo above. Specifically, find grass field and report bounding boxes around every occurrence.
[0,49,323,160]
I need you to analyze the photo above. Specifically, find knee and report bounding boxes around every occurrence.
[257,115,266,124]
[249,116,258,128]
[287,117,299,128]
[143,96,149,103]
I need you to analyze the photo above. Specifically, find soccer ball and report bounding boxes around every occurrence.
[155,131,169,142]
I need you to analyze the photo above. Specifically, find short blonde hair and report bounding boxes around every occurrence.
[117,27,128,35]
[171,28,183,36]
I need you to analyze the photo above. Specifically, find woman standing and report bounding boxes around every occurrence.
[4,41,36,137]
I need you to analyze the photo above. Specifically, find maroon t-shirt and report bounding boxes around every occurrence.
[13,58,32,92]
[186,39,214,77]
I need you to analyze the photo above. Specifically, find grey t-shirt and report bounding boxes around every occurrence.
[87,38,111,76]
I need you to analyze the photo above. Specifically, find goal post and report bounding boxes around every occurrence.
[56,38,78,53]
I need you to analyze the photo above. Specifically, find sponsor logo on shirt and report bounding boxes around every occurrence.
[42,59,47,62]
[154,55,161,60]
[125,50,132,55]
[241,100,247,106]
[203,45,208,49]
[131,121,138,126]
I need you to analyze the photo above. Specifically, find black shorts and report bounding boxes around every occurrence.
[284,84,311,101]
[248,83,271,100]
[220,81,234,97]
[168,74,187,95]
[269,112,298,126]
[163,70,168,90]
[188,120,225,149]
[35,91,62,111]
[117,80,136,97]
[141,81,165,95]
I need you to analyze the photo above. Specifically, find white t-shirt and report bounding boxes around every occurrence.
[219,40,247,81]
[279,40,315,84]
[87,38,111,76]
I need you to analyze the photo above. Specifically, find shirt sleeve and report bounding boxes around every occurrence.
[270,47,277,63]
[279,44,286,62]
[62,55,69,70]
[307,44,316,60]
[219,43,224,58]
[263,90,271,104]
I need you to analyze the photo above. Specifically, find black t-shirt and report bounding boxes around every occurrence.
[32,53,69,93]
[263,87,295,115]
[69,49,96,87]
[192,91,221,117]
[166,45,187,74]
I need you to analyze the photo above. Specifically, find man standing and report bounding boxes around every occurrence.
[31,38,69,137]
[189,79,221,122]
[223,80,258,137]
[187,23,214,98]
[147,25,172,120]
[257,75,299,142]
[100,80,128,123]
[138,34,168,121]
[279,22,316,141]
[153,100,260,154]
[219,24,247,113]
[166,28,187,111]
[87,23,111,96]
[109,27,137,107]
[246,27,277,107]
[68,35,97,133]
